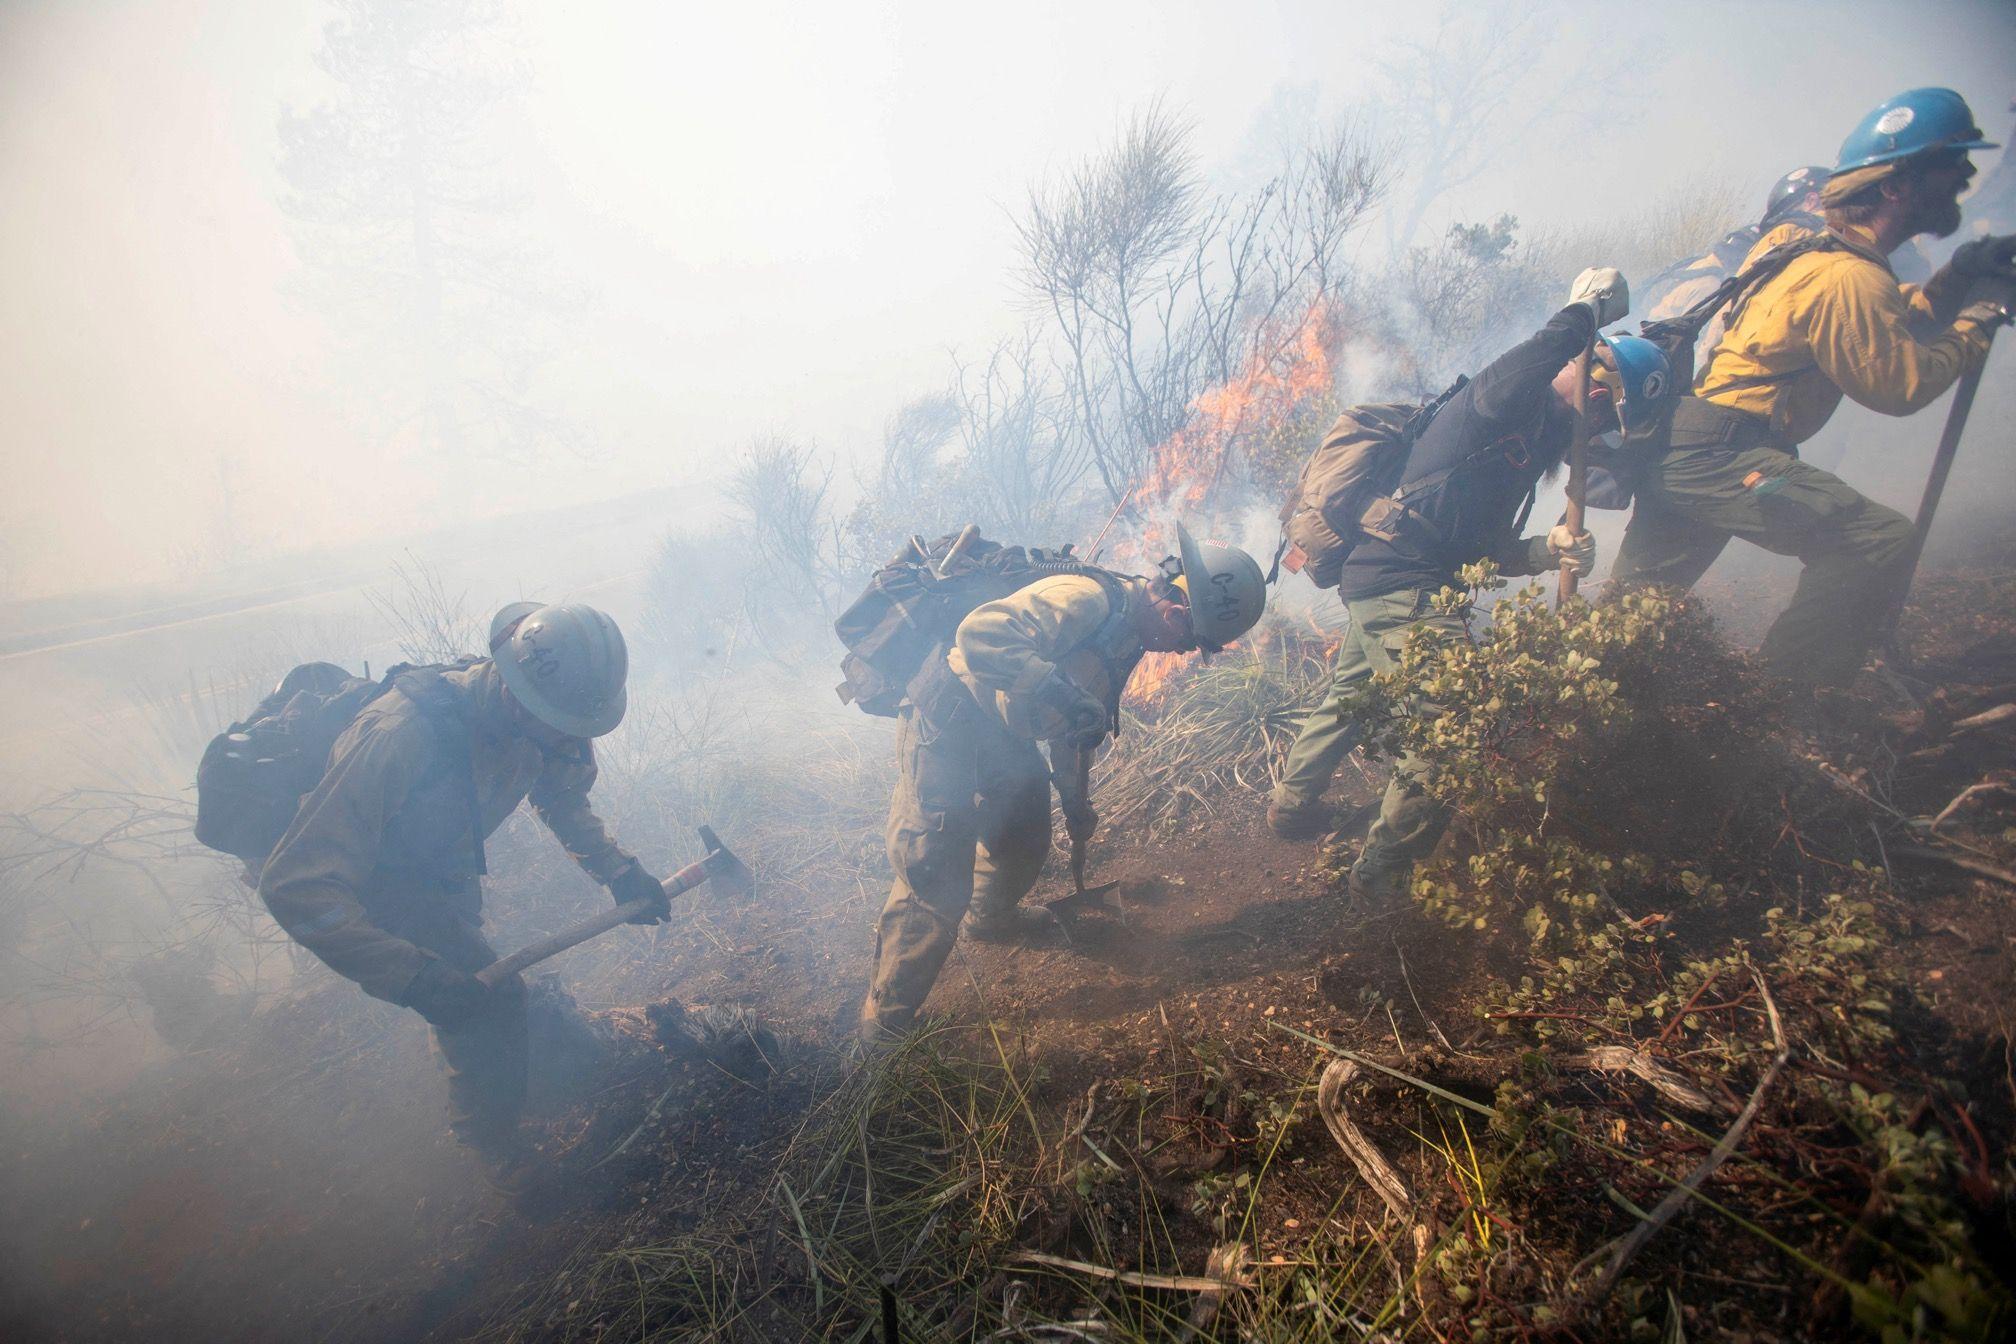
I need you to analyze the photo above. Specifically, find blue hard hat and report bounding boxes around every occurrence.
[1834,88,1997,172]
[1597,333,1673,432]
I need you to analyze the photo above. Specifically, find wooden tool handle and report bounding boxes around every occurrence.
[935,523,981,577]
[474,855,712,988]
[475,897,660,988]
[1558,331,1596,604]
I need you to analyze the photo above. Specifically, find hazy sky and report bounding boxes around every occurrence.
[3,0,2012,600]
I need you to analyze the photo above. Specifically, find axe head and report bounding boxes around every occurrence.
[696,825,756,900]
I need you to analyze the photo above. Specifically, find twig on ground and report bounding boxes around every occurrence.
[1585,972,1791,1303]
[1950,703,2016,734]
[1562,1047,1727,1115]
[1921,779,2015,832]
[1008,1249,1255,1292]
[1392,936,1455,1053]
[1315,1056,1414,1220]
[1893,845,2016,889]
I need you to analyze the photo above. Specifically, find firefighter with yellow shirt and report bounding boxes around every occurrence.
[1614,88,2015,686]
[858,526,1266,1042]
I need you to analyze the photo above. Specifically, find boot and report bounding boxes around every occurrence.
[1345,846,1412,907]
[475,1135,557,1208]
[1266,795,1334,841]
[962,903,1059,944]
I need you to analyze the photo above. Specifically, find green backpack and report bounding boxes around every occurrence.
[1274,378,1467,588]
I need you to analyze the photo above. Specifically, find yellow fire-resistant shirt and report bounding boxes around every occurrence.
[1648,219,1821,357]
[1697,221,1994,445]
[947,574,1143,744]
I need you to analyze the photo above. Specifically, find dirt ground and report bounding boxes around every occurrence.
[7,554,2016,1342]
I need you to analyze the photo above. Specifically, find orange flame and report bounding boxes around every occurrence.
[1139,298,1342,517]
[1120,299,1342,712]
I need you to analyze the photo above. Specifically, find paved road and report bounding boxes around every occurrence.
[0,491,687,808]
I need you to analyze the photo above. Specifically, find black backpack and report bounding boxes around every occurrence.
[194,659,485,869]
[834,527,1128,717]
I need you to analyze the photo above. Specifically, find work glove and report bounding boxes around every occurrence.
[403,960,493,1029]
[1062,796,1099,847]
[1546,524,1597,577]
[1955,298,2014,330]
[608,861,672,925]
[1946,234,2016,282]
[1033,668,1108,749]
[1566,267,1630,328]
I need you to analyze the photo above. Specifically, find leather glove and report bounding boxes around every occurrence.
[1546,524,1597,577]
[1567,266,1630,328]
[1946,234,2016,281]
[1062,796,1098,846]
[609,861,671,925]
[404,960,492,1029]
[1033,668,1108,749]
[1955,298,2014,330]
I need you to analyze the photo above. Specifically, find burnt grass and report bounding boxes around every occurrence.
[8,551,2016,1342]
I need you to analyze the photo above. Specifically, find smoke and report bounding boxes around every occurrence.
[1,0,2013,1336]
[2,0,2010,601]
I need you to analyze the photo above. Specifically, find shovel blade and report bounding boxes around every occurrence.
[1047,880,1122,918]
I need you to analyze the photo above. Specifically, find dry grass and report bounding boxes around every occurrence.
[1099,621,1331,834]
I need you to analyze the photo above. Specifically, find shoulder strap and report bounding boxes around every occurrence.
[1683,232,1861,397]
[389,665,488,877]
[1067,570,1137,736]
[1405,375,1469,441]
[1648,231,1843,349]
[1391,429,1526,508]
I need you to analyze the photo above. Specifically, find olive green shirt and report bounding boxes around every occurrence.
[258,661,637,1002]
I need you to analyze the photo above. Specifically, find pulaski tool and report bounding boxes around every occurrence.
[476,825,755,988]
[1046,750,1121,922]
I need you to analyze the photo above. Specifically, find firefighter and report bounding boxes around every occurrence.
[858,527,1266,1042]
[1613,88,2015,688]
[258,602,668,1189]
[1267,271,1676,905]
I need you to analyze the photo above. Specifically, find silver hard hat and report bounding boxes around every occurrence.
[1175,523,1267,650]
[491,602,629,737]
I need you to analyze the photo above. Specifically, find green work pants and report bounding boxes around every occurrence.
[378,891,527,1153]
[1271,587,1456,866]
[861,674,1053,1039]
[1613,443,1912,686]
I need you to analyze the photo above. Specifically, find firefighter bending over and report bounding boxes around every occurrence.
[258,603,668,1189]
[857,527,1266,1043]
